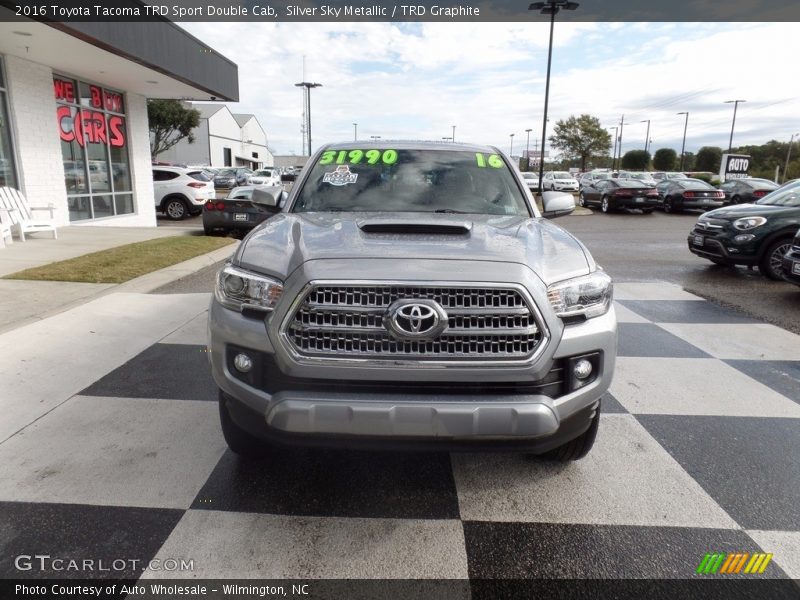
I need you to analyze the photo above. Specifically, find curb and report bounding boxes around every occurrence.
[114,241,239,294]
[0,241,239,334]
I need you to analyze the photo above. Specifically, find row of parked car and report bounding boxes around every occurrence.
[687,179,800,284]
[523,168,799,286]
[151,165,296,221]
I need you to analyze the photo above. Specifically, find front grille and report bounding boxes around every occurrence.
[283,284,544,362]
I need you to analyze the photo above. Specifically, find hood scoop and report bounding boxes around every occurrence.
[357,218,472,235]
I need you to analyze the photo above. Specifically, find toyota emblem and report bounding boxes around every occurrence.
[384,299,449,340]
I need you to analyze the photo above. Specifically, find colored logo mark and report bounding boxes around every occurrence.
[696,552,773,575]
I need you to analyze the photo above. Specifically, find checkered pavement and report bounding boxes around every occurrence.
[1,283,799,589]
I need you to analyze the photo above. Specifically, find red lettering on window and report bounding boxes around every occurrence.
[53,79,75,103]
[90,85,102,109]
[104,91,122,113]
[109,116,125,147]
[57,105,74,142]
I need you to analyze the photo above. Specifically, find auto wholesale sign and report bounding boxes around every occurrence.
[719,154,751,182]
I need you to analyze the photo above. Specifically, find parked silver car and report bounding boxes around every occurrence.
[208,141,617,460]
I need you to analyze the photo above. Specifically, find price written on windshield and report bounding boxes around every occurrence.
[319,149,399,165]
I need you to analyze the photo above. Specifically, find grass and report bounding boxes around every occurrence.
[3,235,235,284]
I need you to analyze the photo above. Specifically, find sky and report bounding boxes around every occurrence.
[181,21,800,160]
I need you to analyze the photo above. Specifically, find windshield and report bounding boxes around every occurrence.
[291,148,531,216]
[553,172,572,179]
[616,180,650,188]
[255,170,273,177]
[756,184,800,207]
[217,169,236,177]
[629,173,654,180]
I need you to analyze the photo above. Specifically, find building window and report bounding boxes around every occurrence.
[0,57,18,189]
[54,75,134,221]
[223,147,231,167]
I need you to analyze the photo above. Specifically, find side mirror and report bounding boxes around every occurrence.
[250,186,284,214]
[541,191,575,219]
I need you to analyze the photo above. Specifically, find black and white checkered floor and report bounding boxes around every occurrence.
[1,283,799,589]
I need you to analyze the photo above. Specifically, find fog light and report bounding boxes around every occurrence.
[734,234,755,243]
[574,358,593,380]
[233,353,253,373]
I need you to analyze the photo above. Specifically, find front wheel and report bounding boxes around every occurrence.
[601,196,612,213]
[578,192,586,207]
[539,408,599,462]
[760,238,792,280]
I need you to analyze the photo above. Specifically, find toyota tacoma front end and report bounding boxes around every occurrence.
[208,141,617,460]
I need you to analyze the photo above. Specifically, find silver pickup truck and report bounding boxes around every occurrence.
[208,141,616,460]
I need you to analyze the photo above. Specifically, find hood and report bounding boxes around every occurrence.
[703,203,799,220]
[236,212,591,285]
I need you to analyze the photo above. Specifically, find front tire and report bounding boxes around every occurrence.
[539,407,599,462]
[760,238,792,280]
[578,192,586,207]
[164,198,189,220]
[219,390,270,458]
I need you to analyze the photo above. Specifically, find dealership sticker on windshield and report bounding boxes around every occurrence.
[323,165,359,186]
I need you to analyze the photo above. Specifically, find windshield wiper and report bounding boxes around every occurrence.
[433,209,468,214]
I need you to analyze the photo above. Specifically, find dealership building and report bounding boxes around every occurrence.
[0,11,238,227]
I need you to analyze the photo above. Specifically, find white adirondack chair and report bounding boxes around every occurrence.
[0,206,12,248]
[0,187,58,241]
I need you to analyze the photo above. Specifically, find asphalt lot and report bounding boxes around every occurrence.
[558,209,800,335]
[156,207,800,335]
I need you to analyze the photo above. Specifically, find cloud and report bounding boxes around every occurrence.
[181,21,800,158]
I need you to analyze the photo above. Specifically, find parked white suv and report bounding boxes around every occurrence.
[152,166,216,220]
[543,171,579,192]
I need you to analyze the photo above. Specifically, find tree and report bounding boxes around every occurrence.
[653,148,677,171]
[548,115,611,171]
[148,100,201,159]
[695,146,723,173]
[621,150,650,170]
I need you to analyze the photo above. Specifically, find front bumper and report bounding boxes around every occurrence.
[687,231,760,265]
[209,289,616,449]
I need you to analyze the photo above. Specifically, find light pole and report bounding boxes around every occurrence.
[725,99,746,152]
[677,111,689,171]
[353,123,357,141]
[525,128,533,168]
[784,133,799,183]
[509,133,515,156]
[609,126,618,170]
[294,81,322,155]
[529,0,579,196]
[617,115,627,169]
[452,125,456,143]
[640,119,651,153]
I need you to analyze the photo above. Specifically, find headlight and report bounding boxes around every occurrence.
[547,270,613,319]
[214,265,283,312]
[733,216,767,230]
